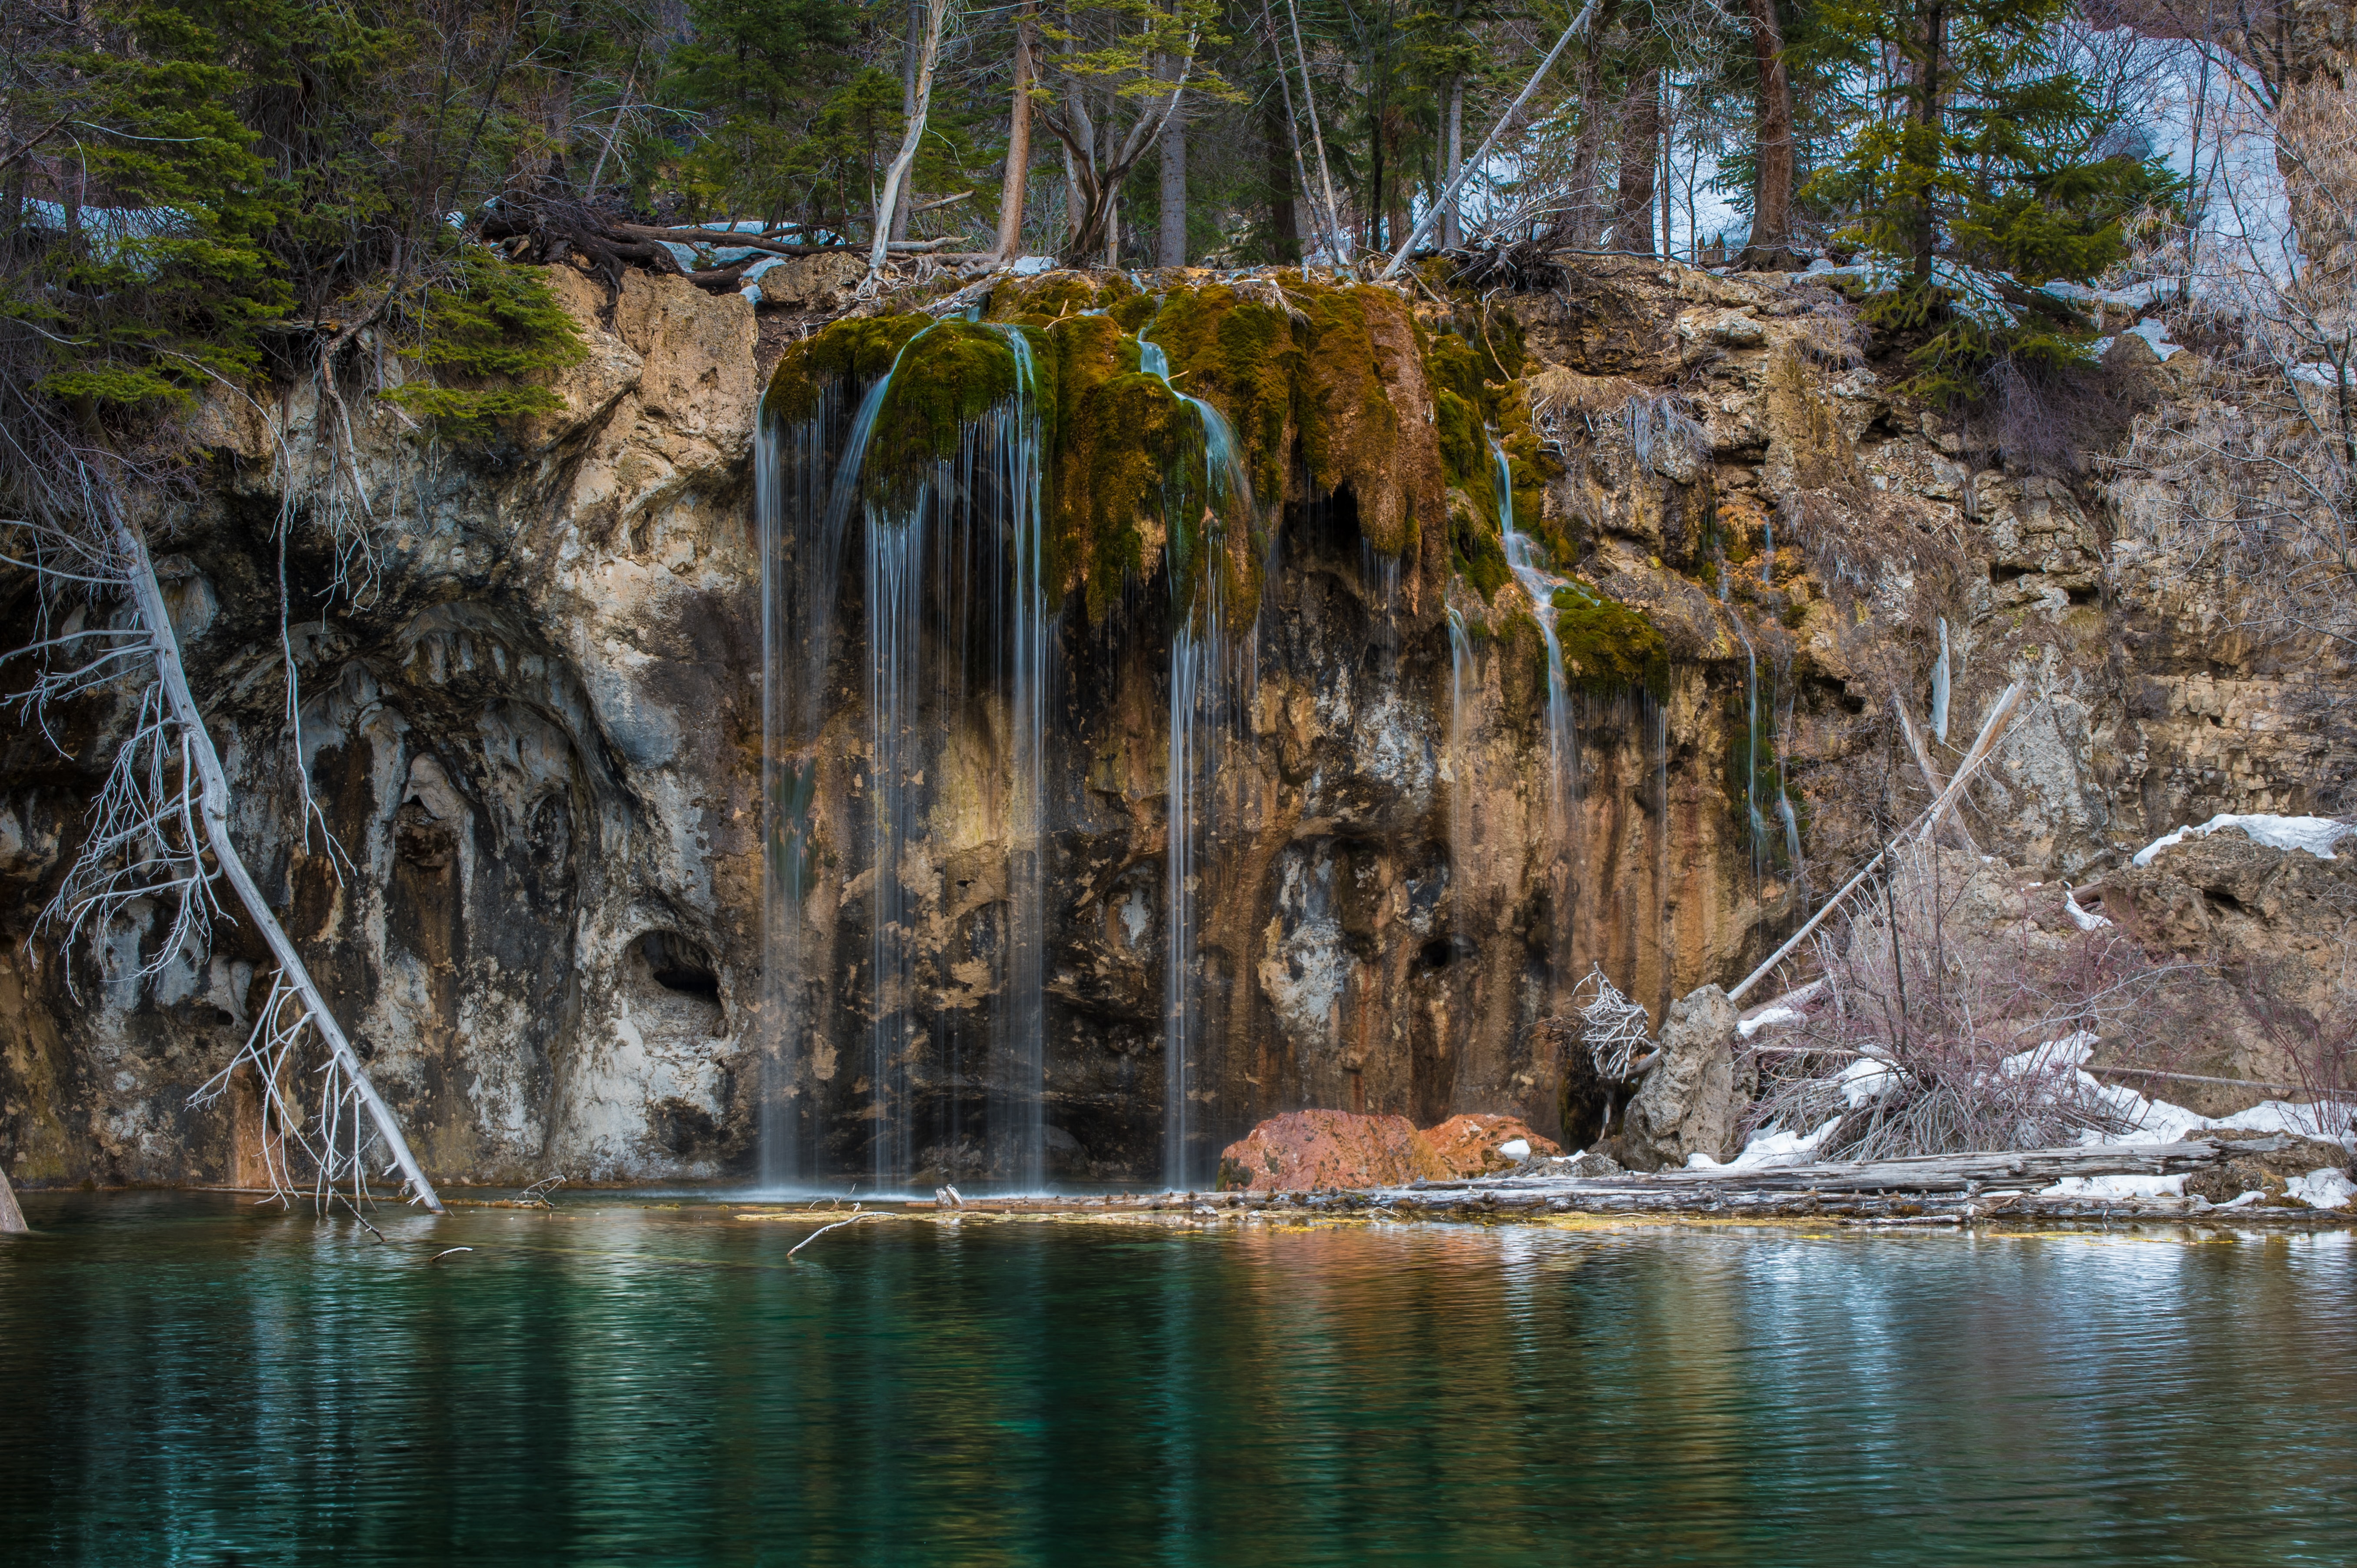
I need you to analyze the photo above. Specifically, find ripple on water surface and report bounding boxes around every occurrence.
[0,1194,2351,1565]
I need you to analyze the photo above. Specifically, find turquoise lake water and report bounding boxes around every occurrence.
[1,1193,2350,1565]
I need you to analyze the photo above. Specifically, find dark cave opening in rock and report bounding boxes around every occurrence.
[635,932,722,1006]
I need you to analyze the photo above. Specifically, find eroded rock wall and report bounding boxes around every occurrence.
[1,257,2345,1189]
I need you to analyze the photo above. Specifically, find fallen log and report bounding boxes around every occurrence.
[1374,1136,2287,1203]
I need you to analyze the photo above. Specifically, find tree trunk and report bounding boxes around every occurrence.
[1910,0,1947,283]
[1614,66,1661,255]
[1284,0,1350,267]
[112,514,445,1214]
[1158,60,1187,266]
[1442,74,1464,250]
[891,0,923,243]
[1265,99,1301,261]
[871,0,952,272]
[1377,0,1604,278]
[1562,0,1622,247]
[1739,0,1799,268]
[995,5,1036,258]
[0,1161,24,1234]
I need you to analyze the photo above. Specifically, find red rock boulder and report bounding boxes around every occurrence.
[1215,1110,1452,1193]
[1420,1113,1563,1177]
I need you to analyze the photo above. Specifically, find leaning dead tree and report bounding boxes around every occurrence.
[3,454,444,1215]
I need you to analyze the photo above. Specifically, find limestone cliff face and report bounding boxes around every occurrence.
[0,259,2342,1189]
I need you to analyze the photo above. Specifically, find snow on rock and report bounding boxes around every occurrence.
[1838,1055,1900,1107]
[2043,1173,2188,1199]
[1738,1004,1805,1039]
[1690,1115,1843,1172]
[2286,1168,2356,1209]
[2132,813,2355,867]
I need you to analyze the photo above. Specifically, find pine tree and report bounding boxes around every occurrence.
[1806,0,2180,400]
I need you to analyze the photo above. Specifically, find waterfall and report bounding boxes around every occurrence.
[1490,433,1583,1003]
[758,362,894,1186]
[1492,437,1574,809]
[1141,326,1257,1191]
[760,323,1054,1190]
[1447,608,1474,865]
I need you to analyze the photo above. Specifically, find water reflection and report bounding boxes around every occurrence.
[2,1196,2351,1565]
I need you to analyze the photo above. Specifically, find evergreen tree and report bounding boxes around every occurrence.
[1805,0,2179,398]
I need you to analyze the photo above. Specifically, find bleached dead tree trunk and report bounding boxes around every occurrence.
[1378,0,1603,280]
[870,0,956,276]
[5,474,444,1215]
[106,515,444,1212]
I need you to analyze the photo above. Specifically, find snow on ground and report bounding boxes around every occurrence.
[1705,1029,2352,1205]
[2132,813,2354,866]
[2045,1174,2188,1199]
[2287,1169,2356,1210]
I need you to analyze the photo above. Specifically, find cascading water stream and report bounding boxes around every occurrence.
[1139,328,1256,1191]
[1491,437,1575,810]
[1447,608,1474,866]
[1490,432,1586,996]
[761,323,1054,1190]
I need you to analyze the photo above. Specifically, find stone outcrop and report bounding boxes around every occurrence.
[1420,1113,1562,1176]
[3,250,2350,1191]
[1616,985,1740,1172]
[1215,1110,1450,1193]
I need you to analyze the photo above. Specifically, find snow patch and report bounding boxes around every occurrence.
[2042,1173,2187,1198]
[2287,1168,2356,1210]
[2132,813,2354,866]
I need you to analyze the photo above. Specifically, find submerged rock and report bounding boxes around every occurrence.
[1616,985,1740,1172]
[1214,1110,1450,1193]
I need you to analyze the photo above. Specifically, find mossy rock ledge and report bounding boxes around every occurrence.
[764,278,1455,625]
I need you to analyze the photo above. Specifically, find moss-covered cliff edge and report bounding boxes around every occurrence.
[0,258,2342,1188]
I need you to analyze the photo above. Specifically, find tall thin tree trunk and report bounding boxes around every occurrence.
[1285,0,1349,265]
[996,4,1036,257]
[1158,56,1187,266]
[1442,74,1464,250]
[1910,1,1947,284]
[1265,98,1301,261]
[892,0,923,242]
[1659,87,1673,259]
[1615,66,1661,254]
[1563,0,1622,247]
[1741,0,1798,268]
[871,0,952,272]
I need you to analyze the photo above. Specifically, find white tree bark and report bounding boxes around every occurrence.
[0,1162,24,1234]
[1378,0,1602,280]
[871,0,955,274]
[111,512,444,1213]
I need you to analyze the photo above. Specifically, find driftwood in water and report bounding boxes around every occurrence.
[0,1163,24,1234]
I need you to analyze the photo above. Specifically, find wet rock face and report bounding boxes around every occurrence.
[2,258,2348,1190]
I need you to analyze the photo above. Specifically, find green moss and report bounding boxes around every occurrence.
[1039,312,1197,622]
[863,321,1024,494]
[1551,586,1668,695]
[1145,284,1301,513]
[986,271,1141,325]
[765,314,929,422]
[1450,492,1512,602]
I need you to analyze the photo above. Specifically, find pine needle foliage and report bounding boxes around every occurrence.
[1804,0,2182,404]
